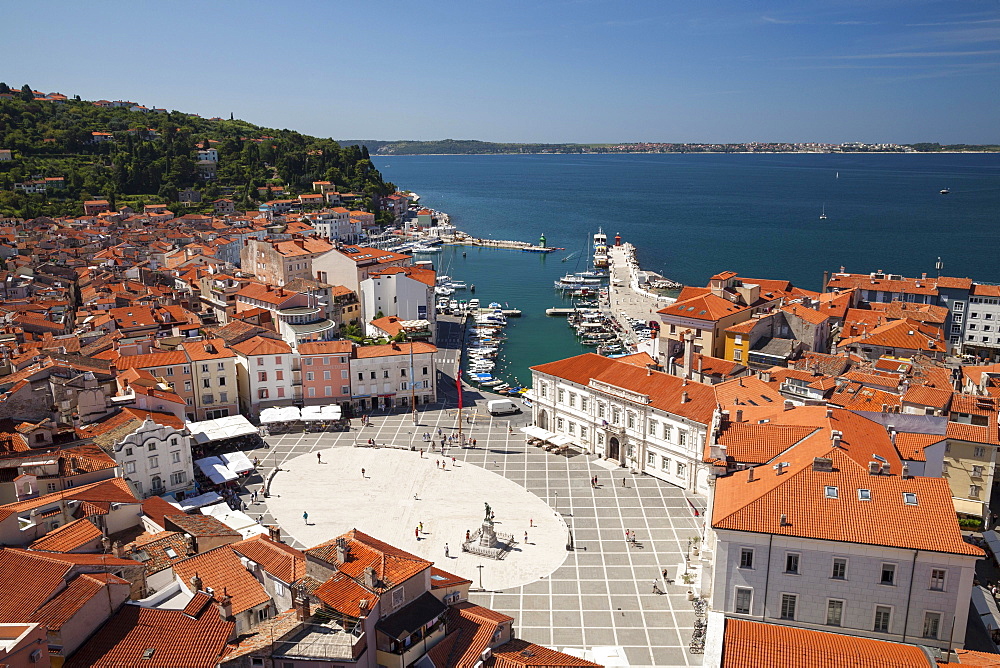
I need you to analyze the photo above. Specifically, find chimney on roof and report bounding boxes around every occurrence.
[735,409,743,422]
[774,461,787,475]
[747,467,755,483]
[902,464,911,478]
[217,588,234,621]
[868,461,881,475]
[647,365,652,376]
[826,407,833,419]
[190,572,203,592]
[881,462,891,475]
[364,566,378,591]
[831,431,842,448]
[813,457,833,472]
[295,584,312,621]
[720,409,730,424]
[681,391,689,404]
[335,536,348,564]
[779,513,789,526]
[268,525,282,543]
[784,400,794,411]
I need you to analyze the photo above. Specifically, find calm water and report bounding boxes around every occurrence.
[378,153,1000,383]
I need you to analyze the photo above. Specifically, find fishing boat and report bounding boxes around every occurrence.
[412,245,442,254]
[493,384,511,393]
[481,379,504,387]
[435,285,454,296]
[819,203,827,220]
[940,188,951,195]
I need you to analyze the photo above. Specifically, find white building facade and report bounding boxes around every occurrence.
[710,529,977,652]
[232,336,298,417]
[349,343,437,412]
[115,417,194,499]
[530,355,715,494]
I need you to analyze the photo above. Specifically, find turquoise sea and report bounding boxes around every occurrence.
[375,153,1000,384]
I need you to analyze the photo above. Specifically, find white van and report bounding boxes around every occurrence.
[487,399,521,416]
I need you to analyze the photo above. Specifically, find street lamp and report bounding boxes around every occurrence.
[476,564,484,591]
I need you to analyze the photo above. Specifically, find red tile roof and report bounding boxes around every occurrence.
[313,571,376,618]
[30,572,127,630]
[230,535,305,584]
[491,638,601,667]
[721,618,932,668]
[354,342,437,359]
[716,423,818,465]
[29,518,103,553]
[298,340,353,355]
[307,529,431,590]
[173,546,270,614]
[230,335,292,357]
[65,603,234,668]
[532,353,716,425]
[658,292,749,322]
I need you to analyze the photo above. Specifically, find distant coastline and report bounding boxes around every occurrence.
[343,138,1000,156]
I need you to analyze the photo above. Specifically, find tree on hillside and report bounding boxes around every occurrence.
[19,85,33,102]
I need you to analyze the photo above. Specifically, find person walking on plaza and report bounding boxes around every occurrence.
[361,467,365,478]
[419,522,424,534]
[466,530,470,541]
[303,511,309,524]
[317,452,322,464]
[444,543,449,558]
[415,527,419,540]
[524,531,528,544]
[652,580,661,594]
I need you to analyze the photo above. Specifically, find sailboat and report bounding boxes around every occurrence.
[819,204,827,220]
[836,171,839,179]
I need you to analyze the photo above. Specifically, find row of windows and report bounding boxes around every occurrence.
[303,356,349,366]
[646,451,687,476]
[734,588,943,638]
[738,548,947,590]
[306,386,350,397]
[305,370,349,381]
[554,417,589,440]
[357,368,429,381]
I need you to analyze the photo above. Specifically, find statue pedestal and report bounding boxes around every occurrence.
[479,521,499,549]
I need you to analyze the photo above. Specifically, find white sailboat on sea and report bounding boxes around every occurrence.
[819,203,827,220]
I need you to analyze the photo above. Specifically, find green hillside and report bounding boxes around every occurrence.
[0,83,394,219]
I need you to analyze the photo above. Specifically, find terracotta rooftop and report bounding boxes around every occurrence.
[29,517,103,553]
[490,638,602,667]
[532,353,716,425]
[307,529,431,591]
[230,534,305,584]
[173,545,270,615]
[65,603,234,668]
[721,618,933,668]
[716,423,817,465]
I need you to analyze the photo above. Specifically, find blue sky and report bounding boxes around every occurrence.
[5,0,998,143]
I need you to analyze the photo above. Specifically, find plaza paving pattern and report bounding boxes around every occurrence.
[242,406,706,667]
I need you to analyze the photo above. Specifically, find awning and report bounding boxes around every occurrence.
[220,451,254,476]
[188,415,258,444]
[983,530,1000,558]
[972,586,1000,631]
[175,491,223,512]
[521,426,556,441]
[953,497,985,517]
[260,406,302,424]
[548,434,574,447]
[376,592,446,641]
[195,456,238,484]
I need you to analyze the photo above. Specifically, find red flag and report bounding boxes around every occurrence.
[456,370,462,412]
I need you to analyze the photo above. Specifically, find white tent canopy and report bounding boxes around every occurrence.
[201,502,269,539]
[521,426,557,441]
[548,434,574,447]
[260,406,302,424]
[175,491,224,512]
[220,451,255,476]
[188,415,258,444]
[195,456,238,484]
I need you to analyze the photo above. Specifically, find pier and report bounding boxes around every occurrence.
[445,234,562,253]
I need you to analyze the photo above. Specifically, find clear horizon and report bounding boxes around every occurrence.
[5,0,998,145]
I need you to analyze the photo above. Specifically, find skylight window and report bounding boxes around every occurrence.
[164,547,178,558]
[858,489,871,501]
[903,492,918,505]
[824,486,839,499]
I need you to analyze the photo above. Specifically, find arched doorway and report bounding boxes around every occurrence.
[608,436,620,461]
[537,410,549,430]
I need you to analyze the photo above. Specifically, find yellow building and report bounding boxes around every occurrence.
[943,395,999,518]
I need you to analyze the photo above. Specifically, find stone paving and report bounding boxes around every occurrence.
[227,316,705,666]
[237,406,705,667]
